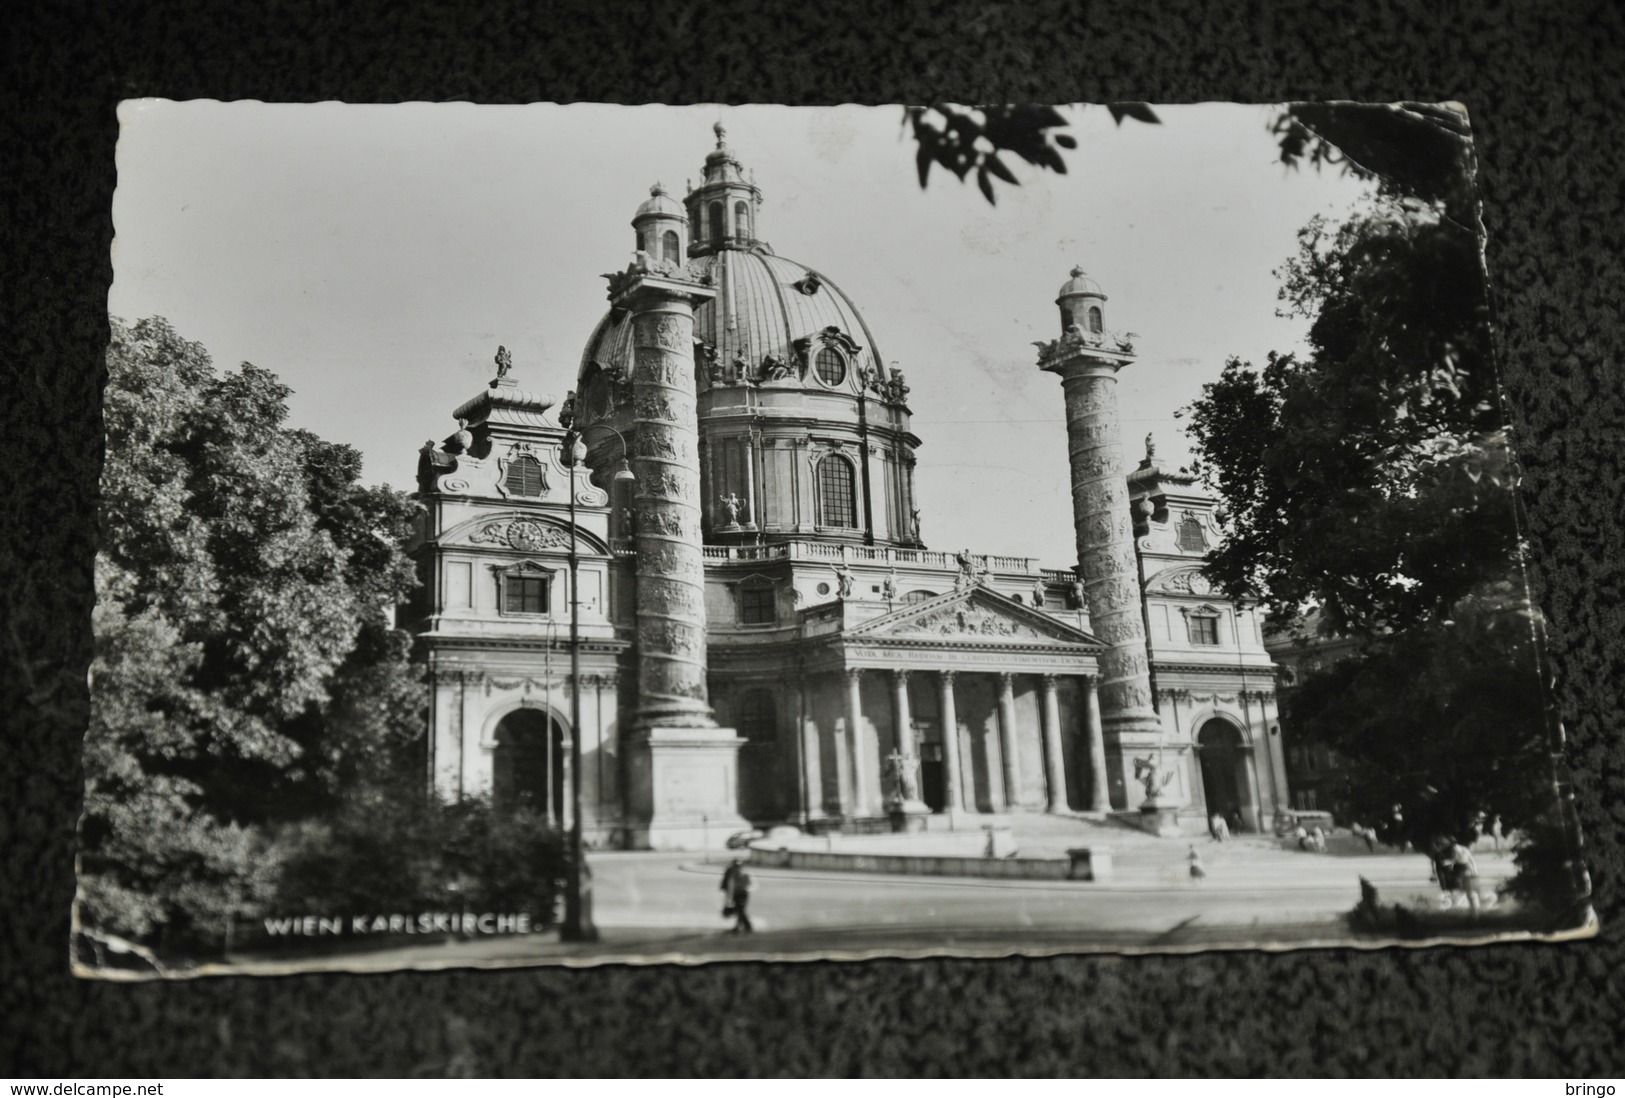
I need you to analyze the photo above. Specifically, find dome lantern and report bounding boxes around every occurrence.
[632,182,688,266]
[1056,265,1108,336]
[684,122,764,257]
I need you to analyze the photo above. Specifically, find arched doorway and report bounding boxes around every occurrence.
[492,708,565,824]
[1197,719,1247,831]
[734,688,783,822]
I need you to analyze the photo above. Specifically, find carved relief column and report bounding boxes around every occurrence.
[621,273,717,729]
[1084,675,1112,812]
[995,672,1022,808]
[937,671,963,813]
[844,668,872,816]
[1039,321,1164,801]
[612,268,748,849]
[1040,673,1069,812]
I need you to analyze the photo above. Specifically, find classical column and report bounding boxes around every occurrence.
[889,670,930,818]
[613,268,749,850]
[1040,673,1069,813]
[844,668,873,815]
[1039,319,1164,793]
[938,671,963,813]
[796,675,824,821]
[996,671,1023,809]
[743,433,759,527]
[1084,675,1112,812]
[620,272,718,729]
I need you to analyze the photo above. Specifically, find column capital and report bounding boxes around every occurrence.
[844,666,864,684]
[938,669,957,685]
[1041,672,1061,688]
[996,670,1015,688]
[892,668,911,685]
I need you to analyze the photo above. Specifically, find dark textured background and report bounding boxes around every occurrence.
[4,0,1623,1077]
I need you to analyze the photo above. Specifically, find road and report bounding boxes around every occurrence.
[213,847,1526,975]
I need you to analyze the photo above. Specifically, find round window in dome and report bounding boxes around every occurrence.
[814,348,847,387]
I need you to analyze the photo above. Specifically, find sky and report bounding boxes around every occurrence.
[108,101,1374,567]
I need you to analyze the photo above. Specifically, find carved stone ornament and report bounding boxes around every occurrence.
[893,605,1044,640]
[506,520,569,552]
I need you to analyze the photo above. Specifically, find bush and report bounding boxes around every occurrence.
[273,791,567,929]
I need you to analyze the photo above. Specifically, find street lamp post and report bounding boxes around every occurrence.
[558,427,634,943]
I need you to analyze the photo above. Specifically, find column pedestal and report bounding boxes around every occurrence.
[626,726,750,851]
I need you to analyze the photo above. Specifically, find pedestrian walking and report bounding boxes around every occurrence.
[1490,815,1504,852]
[720,857,754,934]
[1188,846,1206,882]
[1310,825,1327,853]
[1209,812,1229,843]
[1451,840,1482,918]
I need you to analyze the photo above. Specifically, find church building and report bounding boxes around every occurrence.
[402,125,1288,849]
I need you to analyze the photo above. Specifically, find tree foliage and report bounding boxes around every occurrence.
[905,102,1158,204]
[1183,111,1577,909]
[82,317,424,948]
[1183,197,1508,636]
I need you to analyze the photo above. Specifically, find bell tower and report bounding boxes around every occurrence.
[632,183,687,267]
[684,123,762,256]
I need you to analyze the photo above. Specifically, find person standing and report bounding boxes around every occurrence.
[721,858,754,934]
[1188,846,1207,882]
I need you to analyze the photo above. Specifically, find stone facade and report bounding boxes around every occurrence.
[403,131,1289,849]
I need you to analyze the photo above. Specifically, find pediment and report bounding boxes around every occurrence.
[439,512,610,555]
[1147,565,1220,597]
[846,588,1101,645]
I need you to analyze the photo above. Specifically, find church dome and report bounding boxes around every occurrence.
[1057,266,1105,299]
[578,249,885,388]
[633,182,685,222]
[573,128,922,551]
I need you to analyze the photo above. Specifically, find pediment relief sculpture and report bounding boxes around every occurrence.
[884,603,1045,640]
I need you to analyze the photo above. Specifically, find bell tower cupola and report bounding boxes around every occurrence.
[632,182,688,267]
[684,122,763,257]
[1057,266,1108,336]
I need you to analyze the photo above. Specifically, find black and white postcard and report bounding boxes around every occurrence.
[79,101,1595,977]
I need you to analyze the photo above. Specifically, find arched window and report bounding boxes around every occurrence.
[709,201,724,245]
[817,457,857,528]
[814,347,847,386]
[734,201,749,239]
[662,229,680,264]
[903,590,938,604]
[1177,515,1208,552]
[1087,305,1103,333]
[504,454,546,497]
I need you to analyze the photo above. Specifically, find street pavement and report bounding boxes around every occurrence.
[215,842,1524,975]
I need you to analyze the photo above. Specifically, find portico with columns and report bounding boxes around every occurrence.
[706,585,1115,829]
